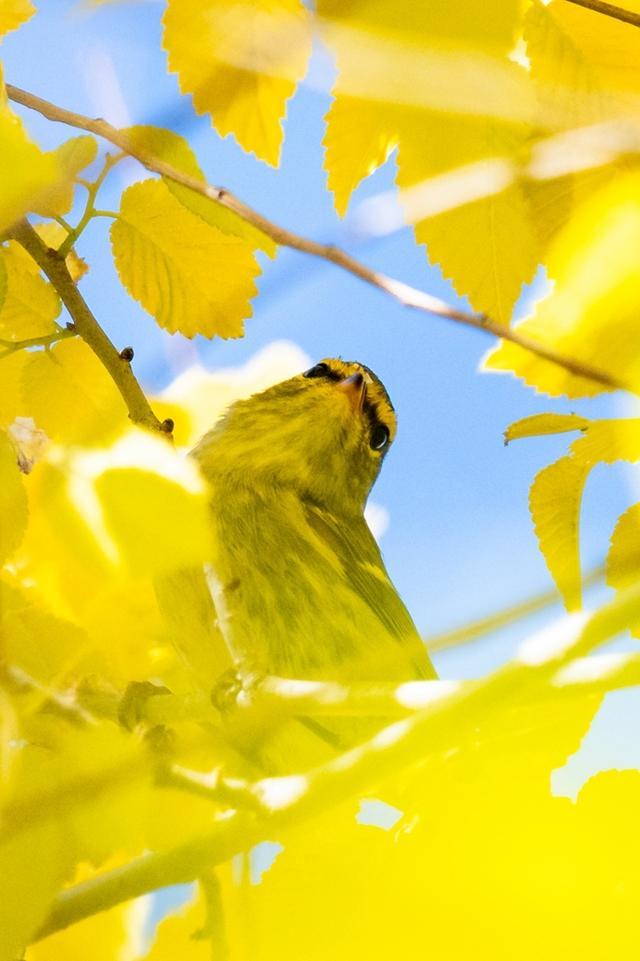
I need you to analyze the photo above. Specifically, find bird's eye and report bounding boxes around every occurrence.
[370,424,390,451]
[303,362,332,379]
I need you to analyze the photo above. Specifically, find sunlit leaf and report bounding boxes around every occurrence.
[0,241,60,340]
[570,417,640,465]
[21,337,127,444]
[162,0,312,166]
[484,174,640,396]
[111,179,260,339]
[607,503,640,597]
[0,0,34,40]
[505,412,590,443]
[33,135,99,218]
[529,454,590,611]
[0,99,60,234]
[124,125,276,256]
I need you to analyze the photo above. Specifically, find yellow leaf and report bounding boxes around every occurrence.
[607,503,640,595]
[0,428,27,563]
[33,135,99,218]
[484,173,640,396]
[111,178,260,339]
[0,350,27,428]
[0,100,60,234]
[529,454,590,611]
[35,222,89,282]
[505,412,590,443]
[27,891,145,961]
[162,0,311,166]
[0,241,61,340]
[125,125,276,256]
[0,0,34,40]
[95,462,212,576]
[323,95,396,217]
[0,823,68,961]
[142,893,211,961]
[20,337,127,444]
[570,417,640,465]
[0,574,89,684]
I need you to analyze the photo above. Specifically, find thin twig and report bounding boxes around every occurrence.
[5,83,628,393]
[57,151,125,258]
[563,0,640,27]
[0,324,77,359]
[8,219,166,434]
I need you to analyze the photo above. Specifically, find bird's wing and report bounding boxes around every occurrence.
[303,502,436,680]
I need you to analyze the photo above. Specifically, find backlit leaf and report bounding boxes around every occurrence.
[162,0,311,166]
[0,0,34,40]
[111,179,260,339]
[505,412,590,443]
[529,454,590,611]
[484,174,640,396]
[33,135,98,218]
[124,125,276,256]
[21,337,127,444]
[0,241,60,340]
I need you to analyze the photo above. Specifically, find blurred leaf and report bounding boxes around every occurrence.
[0,575,88,684]
[0,350,27,428]
[0,241,60,340]
[0,92,60,233]
[33,135,99,218]
[27,884,145,961]
[484,174,640,396]
[125,125,276,256]
[505,412,590,442]
[607,505,640,632]
[0,428,27,563]
[111,179,260,339]
[0,0,34,41]
[162,0,311,166]
[529,455,590,611]
[21,338,127,444]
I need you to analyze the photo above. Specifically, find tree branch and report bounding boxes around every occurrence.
[564,0,640,27]
[35,583,640,941]
[0,324,76,359]
[6,83,628,394]
[7,219,168,435]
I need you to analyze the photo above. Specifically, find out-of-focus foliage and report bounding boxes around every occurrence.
[1,0,640,959]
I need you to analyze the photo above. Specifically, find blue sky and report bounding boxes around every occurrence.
[5,0,640,789]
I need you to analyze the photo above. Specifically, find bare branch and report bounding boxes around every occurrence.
[564,0,640,28]
[5,83,628,394]
[7,219,167,435]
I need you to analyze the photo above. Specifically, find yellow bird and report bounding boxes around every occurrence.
[189,359,436,760]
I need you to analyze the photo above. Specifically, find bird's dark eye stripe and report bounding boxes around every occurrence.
[370,423,390,451]
[303,362,340,381]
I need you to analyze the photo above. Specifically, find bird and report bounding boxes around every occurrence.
[188,358,436,763]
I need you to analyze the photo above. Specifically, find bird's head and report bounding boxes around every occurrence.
[193,358,397,514]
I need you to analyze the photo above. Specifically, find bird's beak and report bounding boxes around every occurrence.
[337,371,366,412]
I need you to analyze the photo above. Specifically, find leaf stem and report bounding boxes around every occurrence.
[0,324,77,359]
[57,152,124,258]
[8,219,167,434]
[5,83,628,393]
